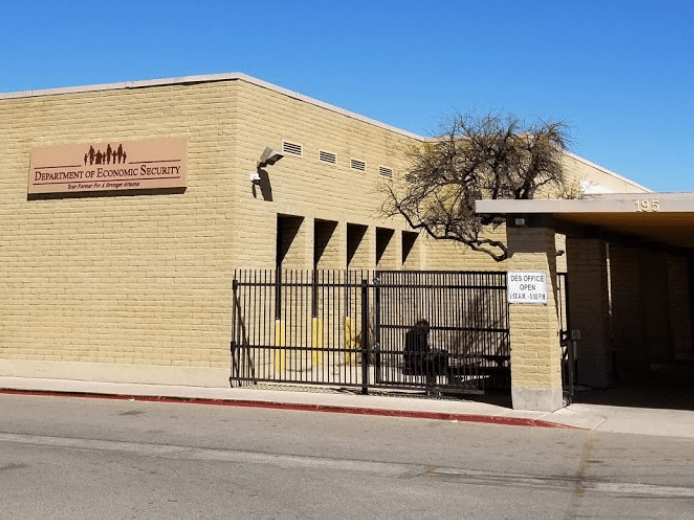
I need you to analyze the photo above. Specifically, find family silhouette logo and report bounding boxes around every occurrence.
[84,143,128,166]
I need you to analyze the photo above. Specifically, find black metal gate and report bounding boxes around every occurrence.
[556,272,575,399]
[230,270,510,395]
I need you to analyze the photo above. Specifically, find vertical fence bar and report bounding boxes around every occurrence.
[230,274,238,383]
[374,275,381,383]
[361,278,369,395]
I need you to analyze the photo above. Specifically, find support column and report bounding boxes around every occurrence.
[376,227,397,270]
[507,225,563,412]
[642,251,671,363]
[609,245,647,374]
[401,231,420,270]
[314,219,343,270]
[667,254,692,360]
[276,214,308,269]
[566,238,612,387]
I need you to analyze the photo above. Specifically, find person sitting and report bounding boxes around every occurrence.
[403,319,448,377]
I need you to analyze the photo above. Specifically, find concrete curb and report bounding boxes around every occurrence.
[5,377,694,438]
[0,387,578,430]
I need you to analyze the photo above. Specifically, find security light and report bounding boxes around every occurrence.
[258,147,284,168]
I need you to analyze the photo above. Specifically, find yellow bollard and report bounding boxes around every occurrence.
[311,317,323,366]
[344,316,355,364]
[274,319,286,373]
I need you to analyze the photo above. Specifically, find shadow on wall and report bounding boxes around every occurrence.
[252,169,273,201]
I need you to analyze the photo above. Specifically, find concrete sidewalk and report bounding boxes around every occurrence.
[2,376,694,439]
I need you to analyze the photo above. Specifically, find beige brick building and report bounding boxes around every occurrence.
[2,73,677,410]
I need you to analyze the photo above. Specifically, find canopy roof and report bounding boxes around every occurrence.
[475,193,694,251]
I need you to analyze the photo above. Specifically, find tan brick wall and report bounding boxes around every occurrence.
[420,229,510,272]
[0,78,428,378]
[231,80,418,272]
[0,82,238,372]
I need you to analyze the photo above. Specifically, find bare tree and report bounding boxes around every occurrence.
[382,112,571,261]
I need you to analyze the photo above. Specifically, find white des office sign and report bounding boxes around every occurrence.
[508,272,547,304]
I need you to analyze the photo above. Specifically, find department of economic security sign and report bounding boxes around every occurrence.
[29,137,187,195]
[508,272,547,304]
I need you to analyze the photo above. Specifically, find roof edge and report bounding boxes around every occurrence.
[475,192,694,214]
[564,149,652,193]
[0,73,657,190]
[0,72,425,141]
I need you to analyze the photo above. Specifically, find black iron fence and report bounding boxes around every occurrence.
[230,270,510,395]
[556,272,575,398]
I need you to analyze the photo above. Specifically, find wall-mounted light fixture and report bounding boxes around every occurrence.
[258,146,284,168]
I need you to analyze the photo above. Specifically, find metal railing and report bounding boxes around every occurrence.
[230,269,511,395]
[556,272,575,398]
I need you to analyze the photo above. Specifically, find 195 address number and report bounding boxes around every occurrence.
[635,199,660,212]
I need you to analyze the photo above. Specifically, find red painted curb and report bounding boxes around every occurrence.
[0,388,578,430]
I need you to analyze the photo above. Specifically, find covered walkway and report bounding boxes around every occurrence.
[477,193,694,412]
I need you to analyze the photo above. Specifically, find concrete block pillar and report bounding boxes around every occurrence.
[401,231,420,270]
[609,245,647,374]
[642,251,671,363]
[507,226,563,412]
[566,238,612,387]
[314,219,344,270]
[376,227,397,270]
[364,226,377,272]
[277,215,309,269]
[667,255,692,359]
[346,223,370,271]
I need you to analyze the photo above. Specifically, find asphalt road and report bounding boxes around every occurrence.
[1,393,693,519]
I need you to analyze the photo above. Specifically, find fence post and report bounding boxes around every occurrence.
[361,278,369,395]
[562,273,575,400]
[230,275,239,385]
[373,276,381,384]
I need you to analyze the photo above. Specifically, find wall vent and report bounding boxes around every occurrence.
[378,166,393,178]
[319,151,336,164]
[350,159,366,172]
[283,141,303,156]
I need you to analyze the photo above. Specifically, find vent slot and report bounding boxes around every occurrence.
[350,159,366,172]
[283,141,303,156]
[319,151,336,164]
[378,166,393,178]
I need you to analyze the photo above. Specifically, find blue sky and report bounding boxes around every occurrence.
[2,0,692,191]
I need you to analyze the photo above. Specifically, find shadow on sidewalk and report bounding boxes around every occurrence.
[571,361,694,411]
